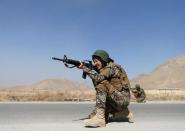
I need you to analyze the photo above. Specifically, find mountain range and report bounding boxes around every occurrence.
[1,55,185,90]
[131,55,185,90]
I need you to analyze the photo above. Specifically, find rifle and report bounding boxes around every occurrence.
[52,55,96,79]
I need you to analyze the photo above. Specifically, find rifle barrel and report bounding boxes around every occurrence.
[52,57,64,61]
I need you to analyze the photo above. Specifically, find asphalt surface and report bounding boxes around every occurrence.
[0,102,185,131]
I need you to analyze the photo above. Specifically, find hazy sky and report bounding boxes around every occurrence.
[0,0,185,86]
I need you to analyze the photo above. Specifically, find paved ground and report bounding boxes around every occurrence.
[0,102,185,131]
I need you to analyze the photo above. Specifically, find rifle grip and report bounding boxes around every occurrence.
[82,72,87,79]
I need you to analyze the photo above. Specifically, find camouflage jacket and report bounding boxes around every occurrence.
[82,63,131,93]
[133,88,146,98]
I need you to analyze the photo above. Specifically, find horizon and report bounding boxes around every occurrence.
[1,54,184,88]
[0,0,185,86]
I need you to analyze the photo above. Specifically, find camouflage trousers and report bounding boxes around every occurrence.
[95,81,131,117]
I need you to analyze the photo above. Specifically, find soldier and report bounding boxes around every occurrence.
[78,50,133,127]
[132,84,146,103]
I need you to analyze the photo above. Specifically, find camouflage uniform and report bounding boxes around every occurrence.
[83,62,131,121]
[132,85,146,103]
[82,50,133,127]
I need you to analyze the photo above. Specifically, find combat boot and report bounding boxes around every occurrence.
[84,108,106,127]
[88,109,109,122]
[127,111,134,123]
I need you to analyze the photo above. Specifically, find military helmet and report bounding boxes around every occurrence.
[135,84,141,90]
[92,50,110,63]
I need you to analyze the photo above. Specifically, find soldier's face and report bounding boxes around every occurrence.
[93,59,102,70]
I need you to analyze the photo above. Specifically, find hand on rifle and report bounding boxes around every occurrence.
[78,62,84,69]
